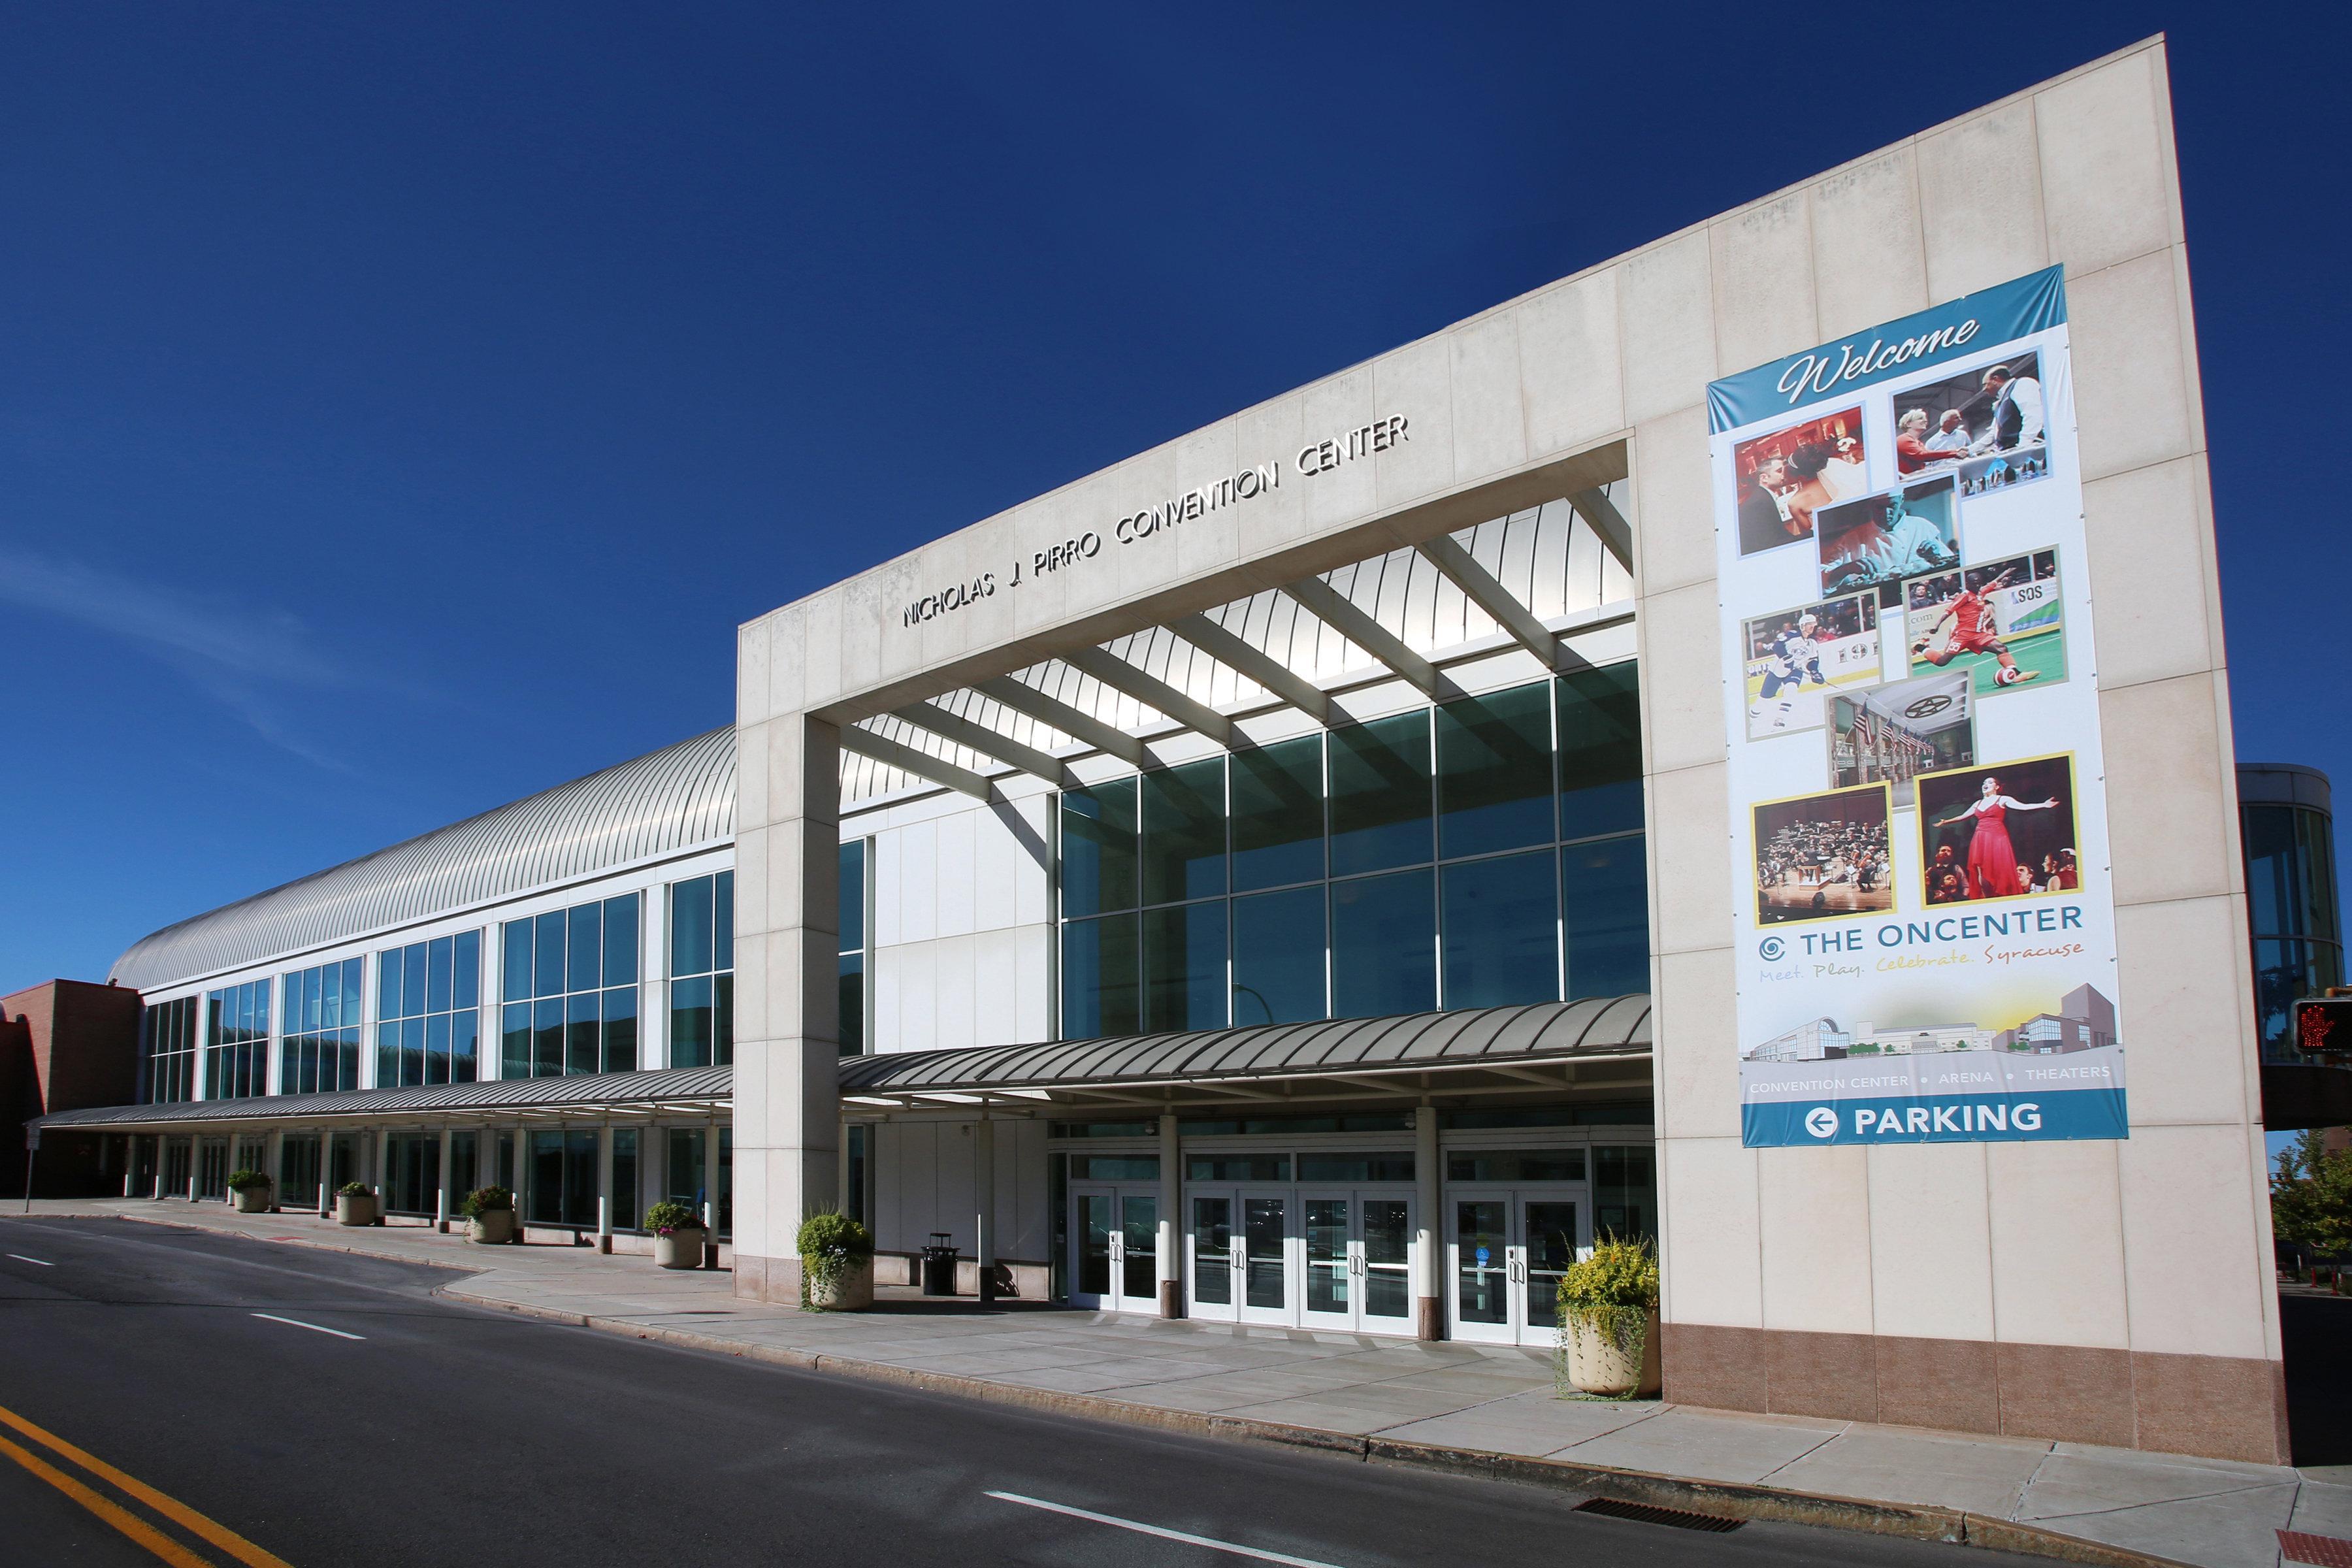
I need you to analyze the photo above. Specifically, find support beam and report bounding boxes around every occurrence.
[1414,531,1590,673]
[1156,1113,1180,1318]
[1414,1105,1441,1341]
[596,1123,614,1254]
[436,1126,454,1232]
[1280,575,1454,700]
[1568,488,1635,573]
[973,1115,996,1305]
[838,726,993,800]
[972,677,1149,768]
[1168,613,1333,726]
[894,700,1074,787]
[1061,646,1235,749]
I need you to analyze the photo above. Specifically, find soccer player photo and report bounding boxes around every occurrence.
[1827,670,1974,808]
[1891,351,2051,482]
[1741,591,1880,740]
[1916,753,2080,906]
[1730,406,1868,557]
[1753,783,1895,924]
[1904,548,2065,695]
[1816,475,1959,597]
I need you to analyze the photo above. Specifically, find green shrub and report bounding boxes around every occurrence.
[336,1181,371,1198]
[459,1185,513,1218]
[796,1209,874,1309]
[1556,1233,1659,1399]
[225,1169,270,1192]
[644,1200,704,1236]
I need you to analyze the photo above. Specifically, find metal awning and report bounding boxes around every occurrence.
[837,998,1652,1110]
[28,1064,734,1132]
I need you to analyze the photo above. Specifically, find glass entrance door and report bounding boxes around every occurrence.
[1300,1193,1418,1333]
[1238,1192,1291,1325]
[1070,1186,1160,1314]
[1448,1188,1587,1347]
[196,1138,229,1201]
[1188,1195,1236,1322]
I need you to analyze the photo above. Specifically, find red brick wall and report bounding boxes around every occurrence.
[1,978,143,1198]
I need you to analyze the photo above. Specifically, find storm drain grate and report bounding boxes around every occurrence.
[1574,1497,1746,1533]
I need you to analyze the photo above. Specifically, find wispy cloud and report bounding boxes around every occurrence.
[0,547,361,772]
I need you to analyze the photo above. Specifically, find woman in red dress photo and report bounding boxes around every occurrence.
[1928,775,2062,899]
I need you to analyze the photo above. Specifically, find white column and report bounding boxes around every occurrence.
[152,1136,167,1200]
[1415,1105,1441,1342]
[479,926,504,1081]
[318,1132,334,1215]
[973,1116,996,1305]
[436,1126,454,1232]
[265,1130,285,1212]
[510,1124,527,1241]
[702,1121,721,1232]
[596,1124,615,1254]
[371,1129,389,1218]
[644,879,670,1070]
[1156,1113,1179,1318]
[186,1136,201,1201]
[122,1137,136,1198]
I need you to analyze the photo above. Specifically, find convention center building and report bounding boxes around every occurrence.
[31,40,2289,1463]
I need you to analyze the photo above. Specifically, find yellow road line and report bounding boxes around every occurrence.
[0,1403,294,1568]
[0,1429,213,1568]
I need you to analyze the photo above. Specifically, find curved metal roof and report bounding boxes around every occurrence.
[839,998,1652,1097]
[30,1064,735,1129]
[112,728,737,993]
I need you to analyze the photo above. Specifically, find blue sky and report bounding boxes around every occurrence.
[3,4,2345,1006]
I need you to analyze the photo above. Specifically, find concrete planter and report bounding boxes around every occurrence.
[806,1256,874,1311]
[334,1191,378,1228]
[467,1209,516,1245]
[1563,1309,1661,1397]
[232,1184,272,1214]
[654,1228,708,1269]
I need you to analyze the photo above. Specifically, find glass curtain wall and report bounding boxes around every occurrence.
[279,958,364,1095]
[204,980,270,1100]
[2246,796,2345,1064]
[1058,666,1645,1034]
[669,872,735,1068]
[500,894,641,1077]
[144,995,199,1104]
[840,841,867,1054]
[375,932,481,1087]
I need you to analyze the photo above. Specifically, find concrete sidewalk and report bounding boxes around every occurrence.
[21,1198,2344,1568]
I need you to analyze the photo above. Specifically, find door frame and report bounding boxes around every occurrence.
[1068,1183,1160,1315]
[1298,1188,1420,1335]
[1444,1184,1590,1347]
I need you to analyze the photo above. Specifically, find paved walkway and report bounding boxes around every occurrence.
[23,1197,2348,1568]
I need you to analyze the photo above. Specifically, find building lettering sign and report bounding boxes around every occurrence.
[900,416,1410,629]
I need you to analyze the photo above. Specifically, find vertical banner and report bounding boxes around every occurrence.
[1709,269,2127,1146]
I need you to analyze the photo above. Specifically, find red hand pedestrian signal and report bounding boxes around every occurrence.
[2294,997,2352,1053]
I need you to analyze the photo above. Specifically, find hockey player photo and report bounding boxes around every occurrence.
[1904,549,2066,695]
[1741,591,1880,740]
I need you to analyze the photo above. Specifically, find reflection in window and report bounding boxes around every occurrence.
[1063,913,1139,1039]
[1564,835,1650,1000]
[1062,778,1137,917]
[1330,710,1433,876]
[280,958,363,1095]
[1141,759,1227,906]
[499,895,639,1077]
[1143,898,1227,1032]
[670,871,734,1068]
[376,932,480,1088]
[1438,683,1554,859]
[838,841,865,1056]
[1331,869,1435,1017]
[1441,850,1559,1008]
[144,995,198,1105]
[1231,736,1324,891]
[1232,885,1326,1024]
[204,979,270,1100]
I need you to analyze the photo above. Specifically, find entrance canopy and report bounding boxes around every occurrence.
[28,1063,733,1132]
[838,997,1652,1111]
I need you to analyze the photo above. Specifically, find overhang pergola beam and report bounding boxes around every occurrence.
[1279,575,1456,701]
[1414,532,1592,674]
[894,700,1075,788]
[1568,488,1635,572]
[838,726,994,801]
[1168,613,1334,727]
[1061,647,1237,749]
[972,676,1150,768]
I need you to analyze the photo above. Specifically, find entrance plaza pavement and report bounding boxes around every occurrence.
[25,1197,2351,1568]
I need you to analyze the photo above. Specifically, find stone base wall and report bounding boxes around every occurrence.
[1664,1322,2289,1464]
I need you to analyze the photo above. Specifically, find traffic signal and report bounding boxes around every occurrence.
[2293,996,2352,1053]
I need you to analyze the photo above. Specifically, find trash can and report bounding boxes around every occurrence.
[921,1233,960,1296]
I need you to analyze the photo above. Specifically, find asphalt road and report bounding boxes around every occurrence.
[0,1215,2038,1568]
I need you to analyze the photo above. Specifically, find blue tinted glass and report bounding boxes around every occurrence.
[603,987,638,1073]
[1564,834,1650,1001]
[1439,683,1555,860]
[570,902,604,992]
[400,1016,426,1087]
[604,894,640,986]
[1232,886,1326,1025]
[535,913,566,998]
[1330,870,1435,1018]
[427,937,453,1015]
[451,1008,478,1084]
[502,1002,531,1079]
[1442,850,1560,1009]
[715,973,734,1065]
[533,997,564,1076]
[1143,898,1227,1031]
[504,920,534,1002]
[671,975,713,1069]
[834,957,858,1056]
[426,1013,451,1086]
[454,931,480,1009]
[1062,914,1138,1039]
[399,945,425,1022]
[1558,665,1644,840]
[1141,759,1226,906]
[1062,778,1137,917]
[715,870,735,970]
[835,846,860,954]
[672,875,715,978]
[376,1021,399,1087]
[1330,711,1433,875]
[1232,736,1324,892]
[566,990,600,1075]
[378,949,401,1021]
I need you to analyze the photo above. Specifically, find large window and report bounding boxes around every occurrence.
[280,958,364,1095]
[375,932,481,1087]
[1057,666,1646,1036]
[500,894,640,1077]
[670,872,734,1068]
[144,995,198,1105]
[205,979,270,1100]
[840,841,867,1055]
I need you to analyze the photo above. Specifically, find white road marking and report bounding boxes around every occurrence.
[985,1491,1347,1567]
[250,1313,365,1341]
[5,1254,51,1267]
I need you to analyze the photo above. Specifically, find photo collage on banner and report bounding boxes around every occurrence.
[1708,268,2127,1146]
